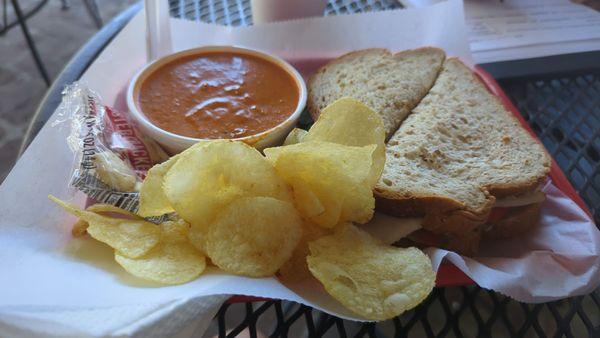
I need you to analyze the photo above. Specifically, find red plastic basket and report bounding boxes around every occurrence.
[87,63,592,303]
[226,66,594,303]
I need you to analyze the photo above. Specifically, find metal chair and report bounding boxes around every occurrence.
[0,0,104,87]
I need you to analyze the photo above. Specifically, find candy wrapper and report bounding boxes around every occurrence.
[52,82,169,212]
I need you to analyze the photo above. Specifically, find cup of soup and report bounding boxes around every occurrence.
[127,46,307,153]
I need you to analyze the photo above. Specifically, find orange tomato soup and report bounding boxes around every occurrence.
[138,51,299,139]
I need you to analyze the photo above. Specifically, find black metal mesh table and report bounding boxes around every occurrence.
[503,75,600,222]
[168,0,401,25]
[19,1,597,336]
[166,1,600,337]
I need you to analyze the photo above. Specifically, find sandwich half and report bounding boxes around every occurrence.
[374,58,551,254]
[308,47,446,139]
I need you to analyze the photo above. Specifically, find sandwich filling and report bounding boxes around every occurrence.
[493,190,545,208]
[396,189,546,252]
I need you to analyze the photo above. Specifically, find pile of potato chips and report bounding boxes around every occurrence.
[51,97,435,321]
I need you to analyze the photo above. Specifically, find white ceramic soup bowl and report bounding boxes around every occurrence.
[127,46,307,154]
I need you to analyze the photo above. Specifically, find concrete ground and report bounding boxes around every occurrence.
[0,0,137,183]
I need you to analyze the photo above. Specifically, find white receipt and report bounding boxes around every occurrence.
[468,0,600,62]
[468,0,600,48]
[401,0,600,63]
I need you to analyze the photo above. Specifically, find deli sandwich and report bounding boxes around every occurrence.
[308,48,551,254]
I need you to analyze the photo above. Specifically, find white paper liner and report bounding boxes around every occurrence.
[1,0,598,335]
[427,181,600,303]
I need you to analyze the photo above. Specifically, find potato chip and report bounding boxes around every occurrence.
[87,204,142,219]
[115,219,206,285]
[173,214,207,255]
[264,141,376,228]
[138,132,171,164]
[70,204,142,237]
[164,141,292,246]
[94,151,139,192]
[50,196,160,258]
[206,197,302,277]
[290,179,325,219]
[71,219,89,237]
[187,226,209,254]
[84,219,159,258]
[283,128,308,146]
[304,97,386,186]
[278,221,329,282]
[138,157,178,217]
[307,223,435,320]
[138,141,209,217]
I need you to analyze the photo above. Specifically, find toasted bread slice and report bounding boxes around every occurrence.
[308,47,446,139]
[406,227,482,256]
[375,58,551,237]
[403,202,543,255]
[484,202,543,239]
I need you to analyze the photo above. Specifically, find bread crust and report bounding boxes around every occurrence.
[404,202,542,255]
[406,228,482,256]
[486,175,548,199]
[423,209,488,235]
[444,229,482,255]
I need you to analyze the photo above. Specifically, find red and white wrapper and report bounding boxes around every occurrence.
[52,82,168,213]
